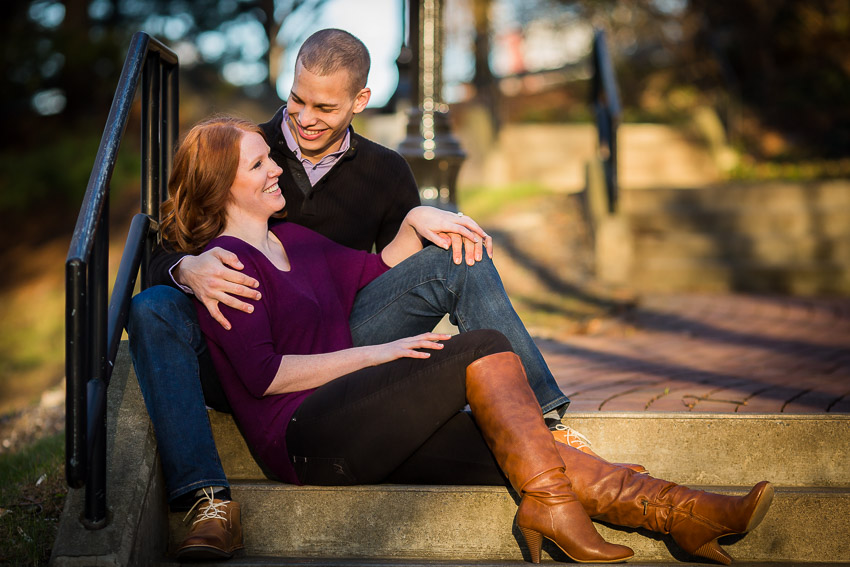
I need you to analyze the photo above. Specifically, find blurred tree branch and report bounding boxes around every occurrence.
[540,0,850,158]
[1,0,327,146]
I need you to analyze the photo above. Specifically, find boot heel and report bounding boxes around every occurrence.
[694,539,732,566]
[519,526,543,564]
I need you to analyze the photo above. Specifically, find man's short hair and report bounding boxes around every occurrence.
[296,28,370,94]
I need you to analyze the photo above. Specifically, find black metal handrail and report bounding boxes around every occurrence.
[65,31,178,529]
[591,29,622,213]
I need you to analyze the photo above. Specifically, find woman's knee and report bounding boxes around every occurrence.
[451,329,513,359]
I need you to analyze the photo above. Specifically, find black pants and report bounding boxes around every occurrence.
[286,329,511,486]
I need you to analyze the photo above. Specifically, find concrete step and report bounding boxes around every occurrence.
[167,482,850,564]
[627,208,850,240]
[633,231,850,265]
[210,410,850,487]
[159,559,850,567]
[630,256,850,294]
[621,181,850,214]
[457,122,724,193]
[192,412,850,562]
[610,182,850,294]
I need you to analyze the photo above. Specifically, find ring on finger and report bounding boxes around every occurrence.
[456,211,463,217]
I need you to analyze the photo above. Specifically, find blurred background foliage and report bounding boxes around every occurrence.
[1,0,848,215]
[0,0,328,217]
[488,0,850,160]
[2,0,849,215]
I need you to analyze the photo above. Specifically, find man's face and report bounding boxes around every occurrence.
[286,61,371,163]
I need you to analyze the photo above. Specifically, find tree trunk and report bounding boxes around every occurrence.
[59,0,96,120]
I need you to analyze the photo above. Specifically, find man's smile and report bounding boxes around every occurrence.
[294,121,326,141]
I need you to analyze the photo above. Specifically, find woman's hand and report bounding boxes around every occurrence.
[381,206,494,268]
[366,333,452,365]
[405,206,493,265]
[266,333,453,395]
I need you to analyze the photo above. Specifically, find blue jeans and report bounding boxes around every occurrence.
[127,244,569,503]
[127,285,230,504]
[350,245,569,415]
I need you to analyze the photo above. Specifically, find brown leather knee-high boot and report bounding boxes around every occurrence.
[466,352,633,564]
[555,443,774,565]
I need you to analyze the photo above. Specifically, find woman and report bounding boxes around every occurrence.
[162,116,773,565]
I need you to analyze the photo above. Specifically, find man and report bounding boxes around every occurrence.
[128,28,570,561]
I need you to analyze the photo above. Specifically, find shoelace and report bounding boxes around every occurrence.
[552,424,593,451]
[182,486,231,525]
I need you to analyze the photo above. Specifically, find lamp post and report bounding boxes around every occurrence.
[398,0,466,211]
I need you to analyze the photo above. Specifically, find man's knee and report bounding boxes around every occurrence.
[128,285,196,333]
[421,243,498,271]
[415,243,452,263]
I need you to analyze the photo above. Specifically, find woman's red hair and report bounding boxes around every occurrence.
[160,116,267,253]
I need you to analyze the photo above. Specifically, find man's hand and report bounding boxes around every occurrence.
[406,207,494,265]
[175,247,261,330]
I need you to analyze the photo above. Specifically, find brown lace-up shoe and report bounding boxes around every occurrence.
[552,424,649,475]
[176,488,244,560]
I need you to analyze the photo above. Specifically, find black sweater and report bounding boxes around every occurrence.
[149,106,420,287]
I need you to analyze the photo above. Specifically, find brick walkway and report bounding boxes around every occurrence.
[537,293,850,413]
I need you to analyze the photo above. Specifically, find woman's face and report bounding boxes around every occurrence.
[228,131,285,221]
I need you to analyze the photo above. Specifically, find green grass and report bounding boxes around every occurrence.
[729,156,850,181]
[457,183,555,220]
[0,432,67,566]
[0,273,66,414]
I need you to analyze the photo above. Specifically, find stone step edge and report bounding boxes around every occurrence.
[168,484,850,564]
[564,413,850,487]
[224,481,850,496]
[211,411,850,487]
[159,559,850,567]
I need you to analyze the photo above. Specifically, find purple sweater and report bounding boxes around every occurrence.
[196,222,390,483]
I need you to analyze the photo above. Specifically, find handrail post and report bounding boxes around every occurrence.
[141,51,161,290]
[163,63,178,197]
[65,260,88,488]
[107,213,152,365]
[591,29,621,214]
[83,200,109,528]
